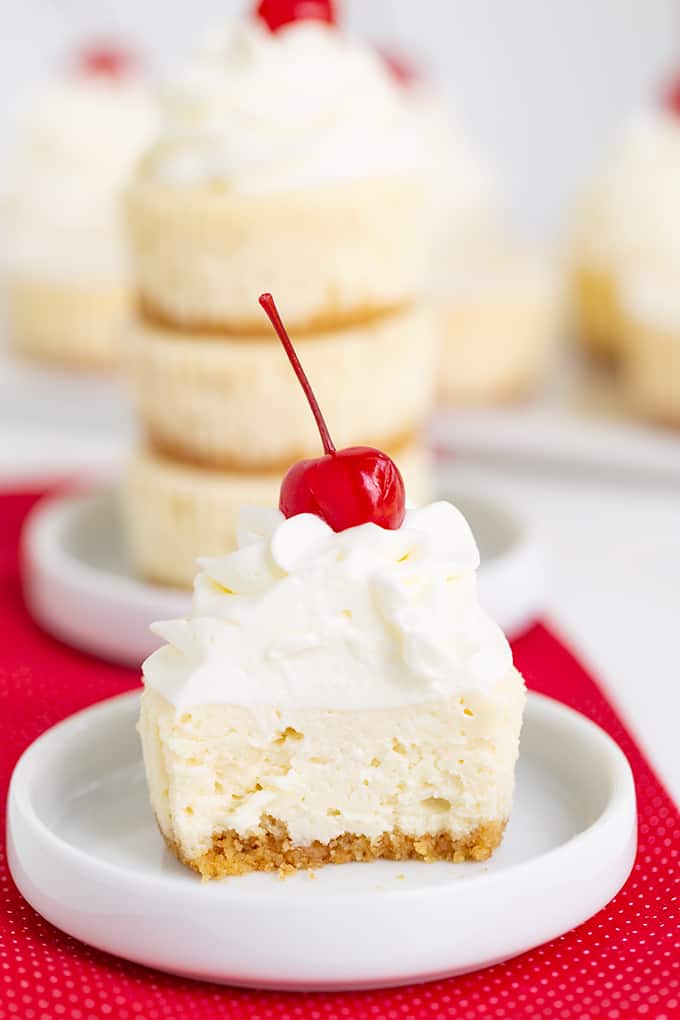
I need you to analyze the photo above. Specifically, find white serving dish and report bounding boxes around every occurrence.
[7,690,636,990]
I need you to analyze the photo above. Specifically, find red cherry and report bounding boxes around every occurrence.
[256,0,336,33]
[664,75,680,117]
[259,293,406,532]
[278,446,406,532]
[76,45,137,79]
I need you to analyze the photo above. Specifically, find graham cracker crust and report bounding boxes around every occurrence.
[162,815,507,880]
[137,295,410,339]
[143,427,421,475]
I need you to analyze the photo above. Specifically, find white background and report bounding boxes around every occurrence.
[0,0,678,235]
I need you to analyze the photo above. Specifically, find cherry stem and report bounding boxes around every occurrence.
[259,293,336,456]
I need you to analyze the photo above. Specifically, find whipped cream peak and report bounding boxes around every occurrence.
[144,502,511,710]
[143,18,427,192]
[164,19,397,131]
[167,19,395,124]
[2,71,157,279]
[573,105,680,269]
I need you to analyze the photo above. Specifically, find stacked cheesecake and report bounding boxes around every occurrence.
[122,13,437,588]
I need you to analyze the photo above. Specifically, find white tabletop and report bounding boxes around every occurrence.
[1,403,678,806]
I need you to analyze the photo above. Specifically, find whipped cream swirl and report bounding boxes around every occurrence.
[143,502,513,710]
[573,107,680,269]
[2,74,157,278]
[143,19,427,191]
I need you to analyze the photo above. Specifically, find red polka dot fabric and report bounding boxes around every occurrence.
[1,489,679,1020]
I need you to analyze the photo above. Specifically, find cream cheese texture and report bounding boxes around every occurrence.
[143,502,513,711]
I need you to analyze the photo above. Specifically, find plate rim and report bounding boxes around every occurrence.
[21,489,188,612]
[8,689,636,903]
[6,688,638,988]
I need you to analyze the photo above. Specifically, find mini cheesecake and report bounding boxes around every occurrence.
[618,263,680,425]
[124,303,436,471]
[122,436,431,588]
[126,18,430,334]
[569,99,680,360]
[436,242,561,404]
[2,58,156,369]
[127,175,428,335]
[138,501,526,877]
[3,276,130,370]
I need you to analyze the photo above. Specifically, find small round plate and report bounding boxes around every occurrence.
[429,349,680,485]
[7,691,636,991]
[21,487,545,667]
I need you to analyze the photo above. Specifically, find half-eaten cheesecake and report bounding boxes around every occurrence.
[139,499,525,877]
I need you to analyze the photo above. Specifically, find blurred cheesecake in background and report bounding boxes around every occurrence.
[570,75,680,424]
[569,108,663,361]
[127,16,431,332]
[618,258,680,426]
[122,2,437,588]
[1,46,157,370]
[434,236,561,404]
[387,56,562,405]
[570,77,680,361]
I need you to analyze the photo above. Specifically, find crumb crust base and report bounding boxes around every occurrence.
[162,815,507,879]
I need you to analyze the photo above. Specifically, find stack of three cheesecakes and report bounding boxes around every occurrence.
[121,14,438,588]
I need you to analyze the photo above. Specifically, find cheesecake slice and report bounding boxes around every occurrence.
[138,501,525,877]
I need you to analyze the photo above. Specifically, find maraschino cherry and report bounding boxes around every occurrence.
[256,0,336,33]
[259,293,406,532]
[76,45,136,78]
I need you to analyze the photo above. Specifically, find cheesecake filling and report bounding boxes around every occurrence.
[140,671,523,858]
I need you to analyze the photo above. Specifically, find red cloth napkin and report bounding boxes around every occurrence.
[1,489,679,1020]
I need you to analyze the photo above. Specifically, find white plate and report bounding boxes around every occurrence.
[22,485,544,667]
[7,690,636,991]
[431,348,680,485]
